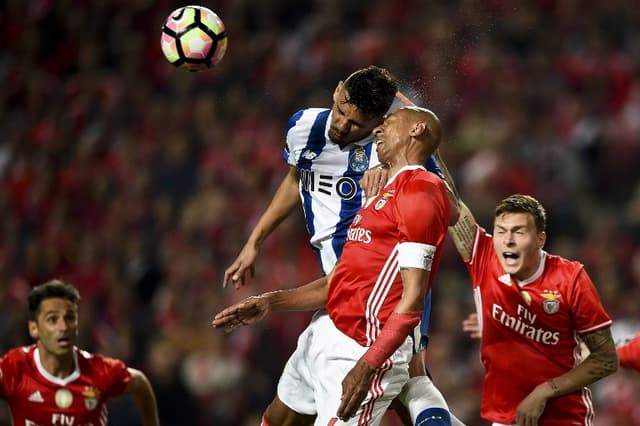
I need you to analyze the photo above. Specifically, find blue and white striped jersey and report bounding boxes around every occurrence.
[284,108,377,274]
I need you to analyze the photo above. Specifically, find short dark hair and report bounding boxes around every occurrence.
[28,279,80,320]
[342,65,399,117]
[495,194,547,232]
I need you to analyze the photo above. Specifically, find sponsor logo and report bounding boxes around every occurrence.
[302,149,317,160]
[349,147,369,172]
[28,390,44,403]
[492,303,560,345]
[347,227,372,243]
[299,170,358,200]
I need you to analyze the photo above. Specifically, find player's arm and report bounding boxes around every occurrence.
[515,327,618,425]
[124,368,160,426]
[213,274,331,333]
[223,165,300,288]
[618,334,640,372]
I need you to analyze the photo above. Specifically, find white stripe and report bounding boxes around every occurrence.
[578,320,612,334]
[365,245,400,345]
[581,387,594,425]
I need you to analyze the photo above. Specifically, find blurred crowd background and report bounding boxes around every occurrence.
[1,0,639,425]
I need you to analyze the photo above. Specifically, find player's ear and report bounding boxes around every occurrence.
[538,231,547,249]
[333,81,344,103]
[409,121,426,137]
[28,320,39,339]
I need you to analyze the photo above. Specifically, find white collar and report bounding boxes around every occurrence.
[385,165,426,187]
[33,347,81,386]
[516,250,547,287]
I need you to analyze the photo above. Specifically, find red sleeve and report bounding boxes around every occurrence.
[570,268,612,335]
[395,175,449,245]
[618,334,640,372]
[465,227,494,288]
[92,355,132,397]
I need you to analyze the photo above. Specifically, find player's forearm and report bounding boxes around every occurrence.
[246,167,300,247]
[395,267,430,313]
[448,202,476,262]
[262,276,329,312]
[127,369,160,426]
[543,329,618,398]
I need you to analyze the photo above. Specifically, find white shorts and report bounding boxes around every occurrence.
[277,311,413,426]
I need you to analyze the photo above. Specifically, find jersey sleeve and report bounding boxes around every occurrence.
[93,355,132,397]
[618,334,640,372]
[395,176,449,245]
[569,268,612,335]
[284,110,304,166]
[465,226,494,287]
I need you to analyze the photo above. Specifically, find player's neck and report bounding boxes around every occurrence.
[36,345,76,378]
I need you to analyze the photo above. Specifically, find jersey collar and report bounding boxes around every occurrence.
[33,347,81,386]
[516,250,547,287]
[385,165,426,187]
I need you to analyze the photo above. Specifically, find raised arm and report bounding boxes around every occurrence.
[223,165,300,288]
[125,368,160,426]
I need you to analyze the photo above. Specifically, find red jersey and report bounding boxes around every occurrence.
[0,345,132,426]
[327,166,450,346]
[467,227,612,425]
[618,334,640,372]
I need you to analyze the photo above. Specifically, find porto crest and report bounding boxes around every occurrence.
[349,147,369,172]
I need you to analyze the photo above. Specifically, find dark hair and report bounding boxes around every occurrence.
[28,279,80,320]
[495,194,547,232]
[342,65,399,117]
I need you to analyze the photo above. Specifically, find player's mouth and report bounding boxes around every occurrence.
[328,128,349,144]
[57,337,72,347]
[502,252,520,267]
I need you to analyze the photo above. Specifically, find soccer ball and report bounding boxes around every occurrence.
[160,5,228,72]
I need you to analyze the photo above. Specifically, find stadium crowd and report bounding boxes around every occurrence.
[0,0,639,424]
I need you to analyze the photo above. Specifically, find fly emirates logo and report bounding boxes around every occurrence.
[346,226,371,243]
[492,303,560,345]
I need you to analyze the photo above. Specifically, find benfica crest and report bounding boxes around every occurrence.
[541,290,561,314]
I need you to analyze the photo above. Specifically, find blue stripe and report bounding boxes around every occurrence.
[283,110,305,163]
[424,154,444,179]
[418,290,433,350]
[331,142,374,259]
[297,110,330,240]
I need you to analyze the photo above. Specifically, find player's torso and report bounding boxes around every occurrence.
[328,176,410,346]
[1,347,122,426]
[286,109,379,246]
[470,235,595,424]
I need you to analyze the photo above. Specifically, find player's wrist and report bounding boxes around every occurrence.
[545,380,561,398]
[362,311,421,369]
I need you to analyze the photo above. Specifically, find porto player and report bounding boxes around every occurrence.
[0,279,159,426]
[214,107,453,425]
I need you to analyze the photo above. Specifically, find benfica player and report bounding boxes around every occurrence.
[0,279,159,426]
[618,334,640,372]
[444,191,618,425]
[214,106,453,425]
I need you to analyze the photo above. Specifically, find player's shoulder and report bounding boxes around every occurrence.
[545,253,583,273]
[287,108,330,130]
[399,167,446,191]
[2,345,33,363]
[76,349,127,371]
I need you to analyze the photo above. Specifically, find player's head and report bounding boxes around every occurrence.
[28,279,80,356]
[492,195,547,281]
[373,106,442,167]
[329,65,399,145]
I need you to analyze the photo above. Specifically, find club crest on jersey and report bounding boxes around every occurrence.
[541,290,561,314]
[374,191,395,210]
[349,147,369,172]
[82,387,100,410]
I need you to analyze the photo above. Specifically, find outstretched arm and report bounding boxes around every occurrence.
[223,166,300,288]
[212,275,330,332]
[125,368,160,426]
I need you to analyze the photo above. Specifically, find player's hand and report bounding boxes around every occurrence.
[462,312,482,339]
[212,295,270,332]
[360,167,388,199]
[515,383,550,426]
[223,244,258,289]
[336,359,375,421]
